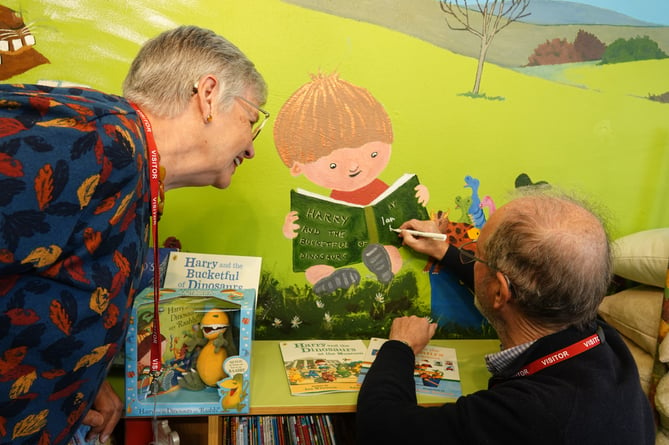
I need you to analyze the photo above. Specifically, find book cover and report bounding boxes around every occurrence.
[163,251,262,293]
[112,247,177,369]
[279,340,367,395]
[358,338,462,398]
[137,247,178,292]
[125,288,255,416]
[290,173,429,272]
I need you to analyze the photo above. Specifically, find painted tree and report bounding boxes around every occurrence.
[527,38,580,66]
[573,29,606,61]
[438,0,530,94]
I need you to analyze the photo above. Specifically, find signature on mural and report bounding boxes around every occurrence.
[0,5,49,80]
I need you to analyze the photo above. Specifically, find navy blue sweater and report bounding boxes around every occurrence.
[357,320,655,444]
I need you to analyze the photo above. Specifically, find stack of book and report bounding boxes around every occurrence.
[222,415,340,444]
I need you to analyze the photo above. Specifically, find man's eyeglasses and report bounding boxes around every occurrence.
[457,240,488,266]
[458,240,514,292]
[236,96,270,141]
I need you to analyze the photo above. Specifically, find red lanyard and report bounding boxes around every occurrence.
[515,332,602,377]
[131,103,162,377]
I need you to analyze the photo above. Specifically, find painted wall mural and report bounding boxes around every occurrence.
[3,0,668,341]
[0,5,48,80]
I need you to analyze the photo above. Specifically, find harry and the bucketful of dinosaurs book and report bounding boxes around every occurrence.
[125,287,255,416]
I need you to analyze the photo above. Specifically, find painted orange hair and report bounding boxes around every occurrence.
[273,72,393,167]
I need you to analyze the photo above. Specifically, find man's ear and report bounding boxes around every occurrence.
[290,162,303,177]
[492,271,513,309]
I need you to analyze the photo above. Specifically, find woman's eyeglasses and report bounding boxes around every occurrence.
[236,96,270,141]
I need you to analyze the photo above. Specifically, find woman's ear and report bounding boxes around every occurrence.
[194,75,218,122]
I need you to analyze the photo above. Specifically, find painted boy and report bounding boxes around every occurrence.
[273,72,428,295]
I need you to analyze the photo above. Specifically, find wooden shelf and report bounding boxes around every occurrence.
[121,338,499,444]
[248,339,498,414]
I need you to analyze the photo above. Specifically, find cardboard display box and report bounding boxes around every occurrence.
[125,287,255,416]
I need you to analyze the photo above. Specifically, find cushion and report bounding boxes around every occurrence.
[660,334,669,364]
[658,429,669,445]
[598,285,663,355]
[657,373,669,430]
[612,228,669,288]
[620,335,654,395]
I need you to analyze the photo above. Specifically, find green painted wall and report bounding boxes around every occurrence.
[5,0,668,339]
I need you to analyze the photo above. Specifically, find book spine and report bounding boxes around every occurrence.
[310,415,322,445]
[298,416,309,445]
[278,416,286,445]
[289,416,299,444]
[363,205,380,244]
[231,417,237,445]
[323,415,336,445]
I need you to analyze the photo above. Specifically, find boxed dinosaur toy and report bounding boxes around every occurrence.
[124,287,255,416]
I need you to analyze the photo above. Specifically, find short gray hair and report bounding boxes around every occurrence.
[484,189,612,330]
[123,25,267,118]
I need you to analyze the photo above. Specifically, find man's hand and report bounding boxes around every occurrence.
[82,380,123,443]
[389,316,437,355]
[398,219,450,260]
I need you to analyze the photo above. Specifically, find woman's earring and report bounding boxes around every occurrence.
[206,114,213,123]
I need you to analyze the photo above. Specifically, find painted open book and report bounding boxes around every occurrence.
[290,173,429,272]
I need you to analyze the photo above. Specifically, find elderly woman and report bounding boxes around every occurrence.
[0,25,267,445]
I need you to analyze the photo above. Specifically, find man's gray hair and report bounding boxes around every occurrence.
[123,26,267,118]
[484,189,612,330]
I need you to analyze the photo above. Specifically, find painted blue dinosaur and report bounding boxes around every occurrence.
[464,175,486,228]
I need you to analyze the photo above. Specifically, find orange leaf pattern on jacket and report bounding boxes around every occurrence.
[83,228,102,254]
[103,303,120,329]
[109,191,134,225]
[114,250,131,277]
[12,410,48,440]
[0,152,23,177]
[35,117,78,128]
[0,346,28,377]
[89,287,110,315]
[0,249,14,263]
[63,256,89,284]
[49,300,72,335]
[77,174,100,209]
[0,84,150,445]
[74,344,111,371]
[34,164,54,211]
[21,245,62,269]
[0,117,27,138]
[10,369,37,399]
[93,191,119,215]
[28,95,54,115]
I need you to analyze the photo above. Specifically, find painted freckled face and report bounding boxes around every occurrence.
[298,141,391,191]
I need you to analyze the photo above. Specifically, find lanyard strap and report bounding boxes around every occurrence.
[130,103,162,376]
[515,331,602,377]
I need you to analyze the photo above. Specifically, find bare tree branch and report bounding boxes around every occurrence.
[437,0,531,94]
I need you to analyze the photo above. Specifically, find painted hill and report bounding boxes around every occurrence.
[523,0,660,26]
[282,0,669,67]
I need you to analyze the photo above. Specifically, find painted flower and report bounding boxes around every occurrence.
[290,315,302,329]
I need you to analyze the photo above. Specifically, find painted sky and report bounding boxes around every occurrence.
[574,0,669,26]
